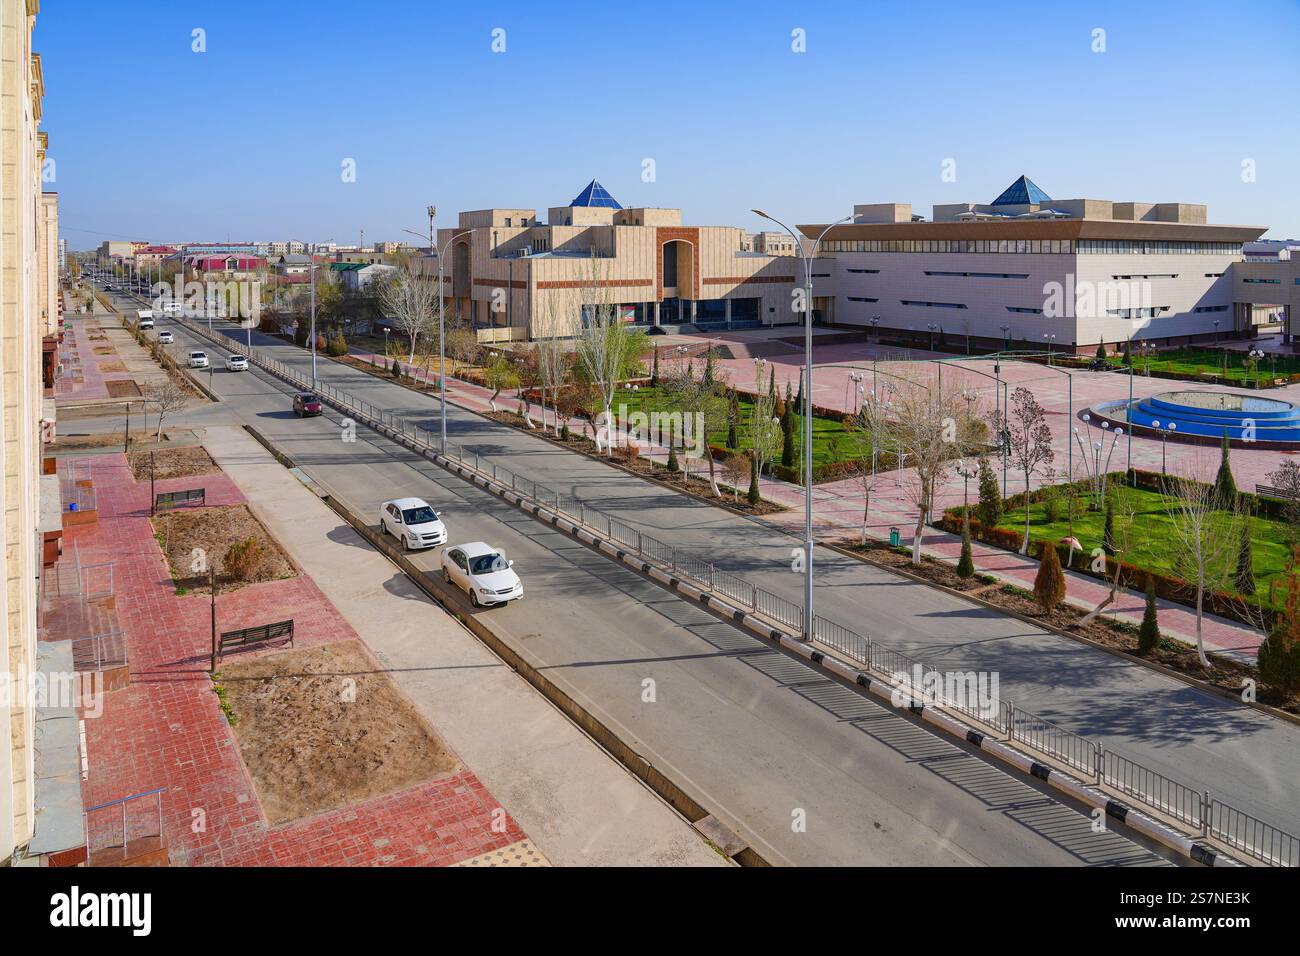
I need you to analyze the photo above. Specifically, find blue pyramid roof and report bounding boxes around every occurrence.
[569,179,622,209]
[991,175,1052,206]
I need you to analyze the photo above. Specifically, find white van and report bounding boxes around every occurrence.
[137,309,154,329]
[162,301,185,316]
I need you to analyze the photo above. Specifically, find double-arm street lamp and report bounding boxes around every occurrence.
[752,208,853,643]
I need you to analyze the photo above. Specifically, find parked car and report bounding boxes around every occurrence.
[225,355,248,372]
[187,351,209,369]
[440,542,522,607]
[156,330,174,344]
[380,497,447,550]
[293,392,322,417]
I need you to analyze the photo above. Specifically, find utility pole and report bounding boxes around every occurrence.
[209,568,218,673]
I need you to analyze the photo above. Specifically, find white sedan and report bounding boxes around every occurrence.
[380,497,447,550]
[441,542,522,608]
[225,355,248,372]
[187,351,209,369]
[157,330,174,345]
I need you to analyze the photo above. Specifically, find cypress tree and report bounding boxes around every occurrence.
[768,366,776,402]
[976,456,1002,530]
[781,402,796,468]
[1236,512,1256,595]
[794,374,803,412]
[1102,494,1116,554]
[1138,573,1160,655]
[1033,541,1066,613]
[1122,338,1132,366]
[726,390,739,449]
[1214,431,1238,509]
[1095,341,1106,360]
[703,348,715,386]
[651,346,659,386]
[956,510,975,578]
[747,454,760,506]
[666,419,679,473]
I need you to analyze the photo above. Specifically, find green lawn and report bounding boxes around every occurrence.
[1096,347,1300,385]
[612,384,871,468]
[1000,486,1292,610]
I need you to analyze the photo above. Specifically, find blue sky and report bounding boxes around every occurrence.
[39,0,1300,249]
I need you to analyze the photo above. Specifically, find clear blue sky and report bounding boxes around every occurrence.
[38,0,1300,250]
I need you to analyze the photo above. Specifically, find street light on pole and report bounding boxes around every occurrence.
[753,207,852,642]
[435,227,475,453]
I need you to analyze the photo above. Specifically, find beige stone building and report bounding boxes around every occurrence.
[435,180,799,341]
[2,0,58,862]
[802,176,1269,353]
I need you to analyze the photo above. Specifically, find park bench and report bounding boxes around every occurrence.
[218,619,294,659]
[1256,484,1298,502]
[154,487,206,510]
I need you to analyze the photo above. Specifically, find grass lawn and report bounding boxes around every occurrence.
[612,384,871,468]
[1000,485,1293,610]
[1097,347,1300,385]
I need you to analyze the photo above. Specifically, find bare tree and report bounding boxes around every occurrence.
[748,362,782,501]
[534,289,575,433]
[573,253,646,454]
[145,379,188,440]
[847,395,891,546]
[664,353,729,495]
[993,386,1055,554]
[874,376,984,564]
[376,265,439,365]
[1164,462,1244,667]
[1080,485,1140,625]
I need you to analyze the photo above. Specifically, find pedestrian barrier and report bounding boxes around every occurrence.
[171,312,1300,866]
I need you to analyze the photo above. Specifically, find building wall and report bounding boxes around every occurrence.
[1,0,50,860]
[824,249,1242,349]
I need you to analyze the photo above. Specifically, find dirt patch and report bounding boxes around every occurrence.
[338,354,445,395]
[105,378,139,396]
[99,361,128,373]
[129,445,218,482]
[482,409,786,516]
[152,503,296,592]
[217,640,458,825]
[846,539,1299,714]
[91,346,117,356]
[49,428,153,450]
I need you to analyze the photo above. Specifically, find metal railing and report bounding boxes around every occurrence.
[83,787,165,862]
[171,311,1300,866]
[1103,750,1204,830]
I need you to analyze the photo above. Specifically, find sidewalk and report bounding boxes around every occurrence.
[345,348,1267,665]
[51,449,536,867]
[199,424,724,867]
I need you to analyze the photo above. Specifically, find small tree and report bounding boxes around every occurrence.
[1259,549,1300,694]
[780,400,796,468]
[747,456,761,506]
[1138,573,1160,655]
[993,386,1055,554]
[666,418,680,473]
[956,510,975,578]
[1102,494,1117,555]
[1033,540,1066,613]
[1235,512,1256,595]
[726,390,739,449]
[976,455,1002,530]
[1095,341,1106,361]
[145,378,188,441]
[1213,431,1238,509]
[651,346,660,386]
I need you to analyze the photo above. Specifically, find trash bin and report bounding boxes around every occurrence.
[889,526,899,547]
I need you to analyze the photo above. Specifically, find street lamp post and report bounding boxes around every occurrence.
[870,315,880,344]
[1043,332,1056,365]
[1000,324,1011,352]
[436,227,475,452]
[927,322,937,352]
[752,208,852,642]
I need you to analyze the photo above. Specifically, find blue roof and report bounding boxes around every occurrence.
[569,179,622,209]
[991,175,1052,206]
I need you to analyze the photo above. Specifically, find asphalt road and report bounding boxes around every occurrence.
[93,293,1181,866]
[157,306,1299,841]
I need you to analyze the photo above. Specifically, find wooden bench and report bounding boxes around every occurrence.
[218,619,294,659]
[155,488,205,510]
[1256,484,1299,502]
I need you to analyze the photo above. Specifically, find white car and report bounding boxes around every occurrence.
[381,497,447,551]
[440,542,522,607]
[225,355,248,372]
[188,351,209,369]
[162,302,184,316]
[157,330,174,344]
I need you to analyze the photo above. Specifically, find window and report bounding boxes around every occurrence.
[846,296,878,302]
[901,300,967,309]
[1192,305,1228,313]
[924,271,1028,279]
[1006,306,1043,314]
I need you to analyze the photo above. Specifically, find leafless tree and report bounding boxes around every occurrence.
[874,375,984,564]
[993,386,1055,554]
[573,253,646,454]
[145,378,188,440]
[1164,459,1244,667]
[376,265,439,365]
[534,289,575,433]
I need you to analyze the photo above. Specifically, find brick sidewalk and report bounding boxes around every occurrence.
[53,452,529,866]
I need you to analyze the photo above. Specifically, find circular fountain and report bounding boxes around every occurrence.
[1090,390,1300,447]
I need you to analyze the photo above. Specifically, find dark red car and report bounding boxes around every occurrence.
[293,392,322,417]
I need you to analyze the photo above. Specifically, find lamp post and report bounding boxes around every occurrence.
[1000,324,1011,352]
[1213,319,1220,346]
[436,228,475,452]
[752,207,853,642]
[1043,332,1056,365]
[870,315,880,344]
[956,458,977,511]
[927,322,937,352]
[1248,347,1265,388]
[1150,419,1177,475]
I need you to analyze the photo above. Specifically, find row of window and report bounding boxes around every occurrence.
[1193,305,1229,313]
[900,300,967,309]
[820,238,1240,255]
[847,300,1231,320]
[1107,306,1170,319]
[925,270,1030,279]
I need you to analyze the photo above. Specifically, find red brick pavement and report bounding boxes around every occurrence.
[58,453,526,866]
